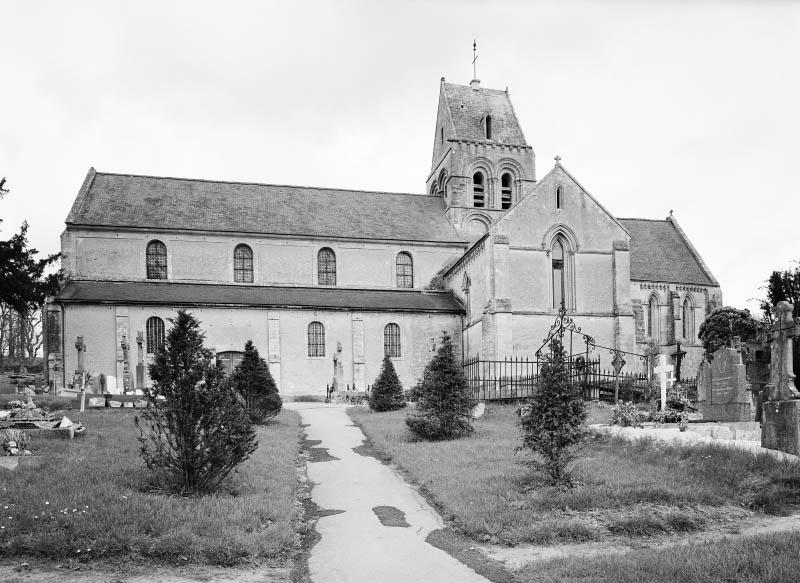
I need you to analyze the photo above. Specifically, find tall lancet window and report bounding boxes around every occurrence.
[552,238,566,309]
[472,172,485,208]
[648,295,659,339]
[485,115,492,139]
[683,297,694,342]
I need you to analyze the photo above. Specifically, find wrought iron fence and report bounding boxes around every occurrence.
[463,356,655,402]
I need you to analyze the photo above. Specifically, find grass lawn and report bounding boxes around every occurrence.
[0,407,302,566]
[518,531,800,583]
[349,404,800,546]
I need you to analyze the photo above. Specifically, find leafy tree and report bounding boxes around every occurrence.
[761,263,800,322]
[406,331,476,440]
[369,354,405,412]
[0,179,61,315]
[698,306,761,355]
[134,310,257,494]
[229,340,282,424]
[518,336,586,485]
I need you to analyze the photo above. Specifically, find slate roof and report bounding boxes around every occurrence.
[66,169,466,244]
[55,281,464,313]
[443,83,527,145]
[619,218,718,286]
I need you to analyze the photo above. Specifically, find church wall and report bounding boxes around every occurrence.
[575,254,615,313]
[58,302,460,398]
[493,168,629,252]
[64,228,464,289]
[61,304,117,390]
[511,314,625,369]
[630,280,723,378]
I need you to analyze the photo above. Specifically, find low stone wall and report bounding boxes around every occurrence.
[590,423,799,462]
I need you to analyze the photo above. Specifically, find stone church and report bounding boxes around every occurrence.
[45,76,722,397]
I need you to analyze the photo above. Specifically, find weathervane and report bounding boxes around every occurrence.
[472,39,478,80]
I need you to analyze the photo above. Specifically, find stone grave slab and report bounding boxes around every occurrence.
[697,348,754,422]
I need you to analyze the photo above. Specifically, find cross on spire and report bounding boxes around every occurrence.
[554,155,562,166]
[472,39,478,80]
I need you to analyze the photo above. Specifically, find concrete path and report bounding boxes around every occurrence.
[287,402,490,583]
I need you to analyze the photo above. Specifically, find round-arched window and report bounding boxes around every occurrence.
[234,244,253,283]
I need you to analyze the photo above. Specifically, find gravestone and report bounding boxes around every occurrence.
[696,347,754,422]
[762,301,800,455]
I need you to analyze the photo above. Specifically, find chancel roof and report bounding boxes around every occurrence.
[619,218,718,287]
[443,83,527,145]
[56,281,464,313]
[67,169,465,244]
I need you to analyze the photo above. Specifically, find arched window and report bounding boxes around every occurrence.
[318,248,336,286]
[648,296,659,339]
[146,316,165,354]
[146,240,167,280]
[552,237,566,309]
[384,323,401,358]
[437,170,447,198]
[485,115,492,139]
[472,172,485,208]
[501,173,513,209]
[683,297,694,342]
[396,252,413,288]
[217,351,245,376]
[308,321,325,357]
[234,244,253,283]
[556,186,562,209]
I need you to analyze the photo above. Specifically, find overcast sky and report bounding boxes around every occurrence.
[1,1,798,315]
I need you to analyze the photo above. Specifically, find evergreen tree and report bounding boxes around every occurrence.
[229,340,282,424]
[134,310,257,494]
[518,336,587,484]
[406,331,476,440]
[0,180,61,315]
[369,354,405,412]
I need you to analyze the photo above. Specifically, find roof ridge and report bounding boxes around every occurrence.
[617,217,670,222]
[443,81,508,94]
[93,170,432,198]
[70,279,452,294]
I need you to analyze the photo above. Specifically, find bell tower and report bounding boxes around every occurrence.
[427,76,536,239]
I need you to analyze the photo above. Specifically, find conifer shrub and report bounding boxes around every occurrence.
[518,337,587,484]
[369,354,406,412]
[134,310,257,494]
[229,340,282,424]
[406,332,476,440]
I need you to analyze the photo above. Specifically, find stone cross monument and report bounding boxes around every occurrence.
[766,301,798,401]
[653,354,674,411]
[135,331,145,390]
[332,341,344,392]
[762,301,800,455]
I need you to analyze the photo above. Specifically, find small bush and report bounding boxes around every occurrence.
[369,354,405,412]
[518,336,587,484]
[135,310,257,494]
[406,332,476,440]
[611,401,644,428]
[229,340,282,424]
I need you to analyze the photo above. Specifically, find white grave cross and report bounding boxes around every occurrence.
[653,354,674,411]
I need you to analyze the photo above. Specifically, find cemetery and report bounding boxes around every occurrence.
[2,8,799,578]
